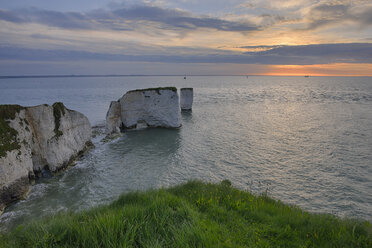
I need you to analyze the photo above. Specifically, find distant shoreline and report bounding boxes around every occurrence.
[0,74,370,79]
[0,75,247,79]
[0,75,183,79]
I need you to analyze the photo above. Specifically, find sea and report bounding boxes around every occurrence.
[0,76,371,230]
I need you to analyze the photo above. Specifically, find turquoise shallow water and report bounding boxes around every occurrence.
[0,76,371,229]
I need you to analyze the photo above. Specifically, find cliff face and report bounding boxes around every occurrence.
[0,103,92,214]
[0,106,34,213]
[27,103,92,174]
[105,101,121,134]
[105,87,181,134]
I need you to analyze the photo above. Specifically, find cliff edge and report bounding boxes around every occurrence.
[0,103,92,214]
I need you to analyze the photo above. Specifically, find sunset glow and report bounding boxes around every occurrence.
[262,64,372,77]
[0,0,371,76]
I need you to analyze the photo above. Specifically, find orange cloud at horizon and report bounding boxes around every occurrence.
[260,63,372,77]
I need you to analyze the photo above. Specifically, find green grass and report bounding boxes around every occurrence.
[127,87,177,94]
[0,105,24,158]
[52,102,66,138]
[0,180,371,247]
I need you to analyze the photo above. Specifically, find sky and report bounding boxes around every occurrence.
[0,0,371,76]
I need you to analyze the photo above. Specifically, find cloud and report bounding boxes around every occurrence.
[114,5,259,31]
[246,43,372,57]
[304,2,372,30]
[352,5,372,27]
[24,8,94,29]
[1,43,371,65]
[0,5,259,32]
[305,3,349,30]
[238,0,309,11]
[243,43,372,64]
[0,9,25,23]
[241,45,282,49]
[236,1,372,31]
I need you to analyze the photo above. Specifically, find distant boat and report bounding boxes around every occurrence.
[304,75,310,78]
[246,76,249,78]
[184,76,186,79]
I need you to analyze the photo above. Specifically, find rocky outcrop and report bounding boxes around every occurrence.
[180,88,193,111]
[105,87,181,133]
[27,103,92,174]
[0,103,92,214]
[105,101,121,134]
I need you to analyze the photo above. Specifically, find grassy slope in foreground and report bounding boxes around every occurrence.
[0,181,371,248]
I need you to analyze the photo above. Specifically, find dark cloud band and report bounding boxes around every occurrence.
[1,43,371,65]
[0,5,258,32]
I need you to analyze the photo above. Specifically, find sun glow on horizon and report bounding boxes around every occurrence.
[258,63,372,77]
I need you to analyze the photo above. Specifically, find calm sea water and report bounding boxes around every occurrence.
[0,76,371,229]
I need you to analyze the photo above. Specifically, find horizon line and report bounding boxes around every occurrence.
[1,74,371,79]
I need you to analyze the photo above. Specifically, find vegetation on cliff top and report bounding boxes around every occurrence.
[0,180,371,247]
[0,105,24,158]
[127,87,177,95]
[52,102,66,138]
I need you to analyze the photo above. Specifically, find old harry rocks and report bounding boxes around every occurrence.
[106,87,182,133]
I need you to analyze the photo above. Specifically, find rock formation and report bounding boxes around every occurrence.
[180,88,193,111]
[105,87,181,134]
[105,101,121,134]
[0,103,92,214]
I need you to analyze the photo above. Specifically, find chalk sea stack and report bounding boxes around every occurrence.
[105,101,121,134]
[0,103,92,214]
[180,88,193,111]
[105,87,181,134]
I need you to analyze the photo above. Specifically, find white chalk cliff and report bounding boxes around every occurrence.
[180,88,193,111]
[105,101,121,134]
[105,87,181,133]
[0,103,92,214]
